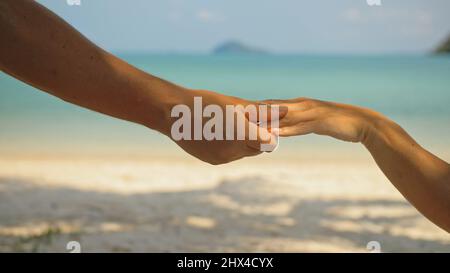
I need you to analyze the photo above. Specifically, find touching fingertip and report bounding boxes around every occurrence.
[270,127,280,135]
[279,106,288,117]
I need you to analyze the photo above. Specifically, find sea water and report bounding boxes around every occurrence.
[1,54,449,158]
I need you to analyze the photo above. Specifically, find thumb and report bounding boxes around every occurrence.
[245,119,279,152]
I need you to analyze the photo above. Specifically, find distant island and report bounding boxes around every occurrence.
[434,35,450,54]
[212,40,268,55]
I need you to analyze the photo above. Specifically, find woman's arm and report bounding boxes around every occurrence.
[364,114,450,233]
[272,98,450,232]
[0,0,277,165]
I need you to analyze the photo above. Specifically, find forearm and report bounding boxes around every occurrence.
[0,0,182,134]
[363,117,450,232]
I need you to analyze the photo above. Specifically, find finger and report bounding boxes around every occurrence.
[257,104,288,123]
[246,132,278,152]
[259,131,279,152]
[258,100,315,126]
[278,108,319,127]
[260,97,309,104]
[243,104,288,124]
[259,99,286,105]
[245,120,271,149]
[235,110,261,150]
[245,118,278,152]
[278,121,318,137]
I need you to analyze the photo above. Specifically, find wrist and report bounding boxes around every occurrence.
[361,112,396,148]
[144,84,193,136]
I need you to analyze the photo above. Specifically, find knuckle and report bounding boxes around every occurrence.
[301,99,316,109]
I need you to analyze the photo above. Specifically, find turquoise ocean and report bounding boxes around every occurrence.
[1,54,450,159]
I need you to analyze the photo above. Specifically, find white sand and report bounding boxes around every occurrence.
[0,153,449,252]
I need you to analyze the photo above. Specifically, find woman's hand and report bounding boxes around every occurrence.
[267,97,387,144]
[267,97,450,233]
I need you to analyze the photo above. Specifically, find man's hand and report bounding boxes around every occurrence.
[161,89,285,165]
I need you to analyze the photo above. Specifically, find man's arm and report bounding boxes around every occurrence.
[0,0,179,134]
[0,0,276,165]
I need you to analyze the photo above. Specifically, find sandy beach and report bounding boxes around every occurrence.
[1,148,448,253]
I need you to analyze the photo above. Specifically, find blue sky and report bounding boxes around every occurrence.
[38,0,450,54]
